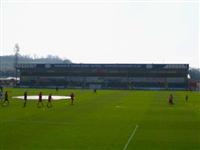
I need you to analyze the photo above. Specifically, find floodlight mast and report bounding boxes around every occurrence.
[14,43,20,81]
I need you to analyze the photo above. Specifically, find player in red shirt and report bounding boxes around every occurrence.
[37,92,44,107]
[70,92,75,105]
[2,91,9,106]
[23,91,28,107]
[47,93,52,108]
[168,94,174,105]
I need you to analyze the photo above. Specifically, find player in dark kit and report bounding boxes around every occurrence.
[37,92,44,107]
[47,94,53,108]
[0,86,3,101]
[70,92,75,105]
[0,91,3,101]
[168,94,174,105]
[0,86,3,92]
[23,91,28,107]
[185,94,188,102]
[2,91,9,106]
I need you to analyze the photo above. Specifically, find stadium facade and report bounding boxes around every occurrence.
[17,63,189,90]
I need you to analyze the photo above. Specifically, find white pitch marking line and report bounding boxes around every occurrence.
[123,124,139,150]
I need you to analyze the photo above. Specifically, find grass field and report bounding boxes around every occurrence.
[0,88,200,150]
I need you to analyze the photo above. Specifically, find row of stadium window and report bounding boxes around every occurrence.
[17,64,189,69]
[20,77,186,83]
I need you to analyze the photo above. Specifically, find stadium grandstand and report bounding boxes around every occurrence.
[16,63,189,90]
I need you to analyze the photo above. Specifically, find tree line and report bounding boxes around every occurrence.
[0,55,71,77]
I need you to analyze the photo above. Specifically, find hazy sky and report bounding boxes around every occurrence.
[0,0,199,67]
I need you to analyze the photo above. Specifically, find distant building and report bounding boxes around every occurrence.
[17,63,189,90]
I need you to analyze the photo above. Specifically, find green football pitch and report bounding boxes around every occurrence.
[0,88,200,150]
